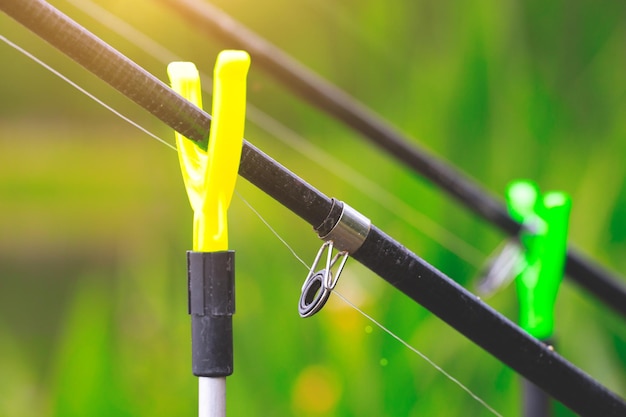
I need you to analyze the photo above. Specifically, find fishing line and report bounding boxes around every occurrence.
[62,0,486,268]
[332,291,504,417]
[0,35,177,152]
[235,190,310,270]
[3,33,503,416]
[241,194,504,417]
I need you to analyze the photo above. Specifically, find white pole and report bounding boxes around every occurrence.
[199,377,226,417]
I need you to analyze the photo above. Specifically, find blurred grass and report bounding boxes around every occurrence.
[1,0,626,416]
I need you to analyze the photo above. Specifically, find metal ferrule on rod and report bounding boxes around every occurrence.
[316,199,371,254]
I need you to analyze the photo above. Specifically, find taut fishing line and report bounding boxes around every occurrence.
[235,191,310,270]
[62,0,486,267]
[332,292,504,417]
[1,34,503,417]
[0,35,177,152]
[242,196,504,416]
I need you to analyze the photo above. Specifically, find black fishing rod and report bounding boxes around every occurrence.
[2,1,625,415]
[153,0,626,320]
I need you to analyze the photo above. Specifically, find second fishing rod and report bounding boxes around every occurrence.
[154,0,626,319]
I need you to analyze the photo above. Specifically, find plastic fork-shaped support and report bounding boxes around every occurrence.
[167,51,250,252]
[506,180,571,340]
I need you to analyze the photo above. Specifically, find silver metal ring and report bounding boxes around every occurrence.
[319,202,370,254]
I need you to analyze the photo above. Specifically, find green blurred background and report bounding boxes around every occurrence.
[1,0,625,415]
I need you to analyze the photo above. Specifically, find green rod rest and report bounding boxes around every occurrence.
[506,180,572,340]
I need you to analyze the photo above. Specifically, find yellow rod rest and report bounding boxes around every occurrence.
[167,51,250,252]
